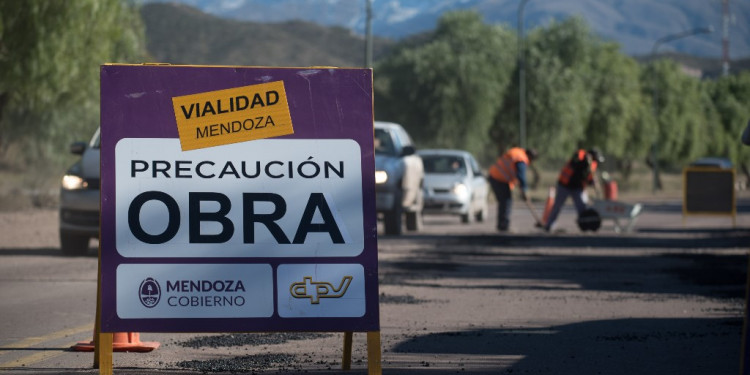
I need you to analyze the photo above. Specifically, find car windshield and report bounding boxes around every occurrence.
[422,155,466,175]
[91,128,101,149]
[374,128,396,156]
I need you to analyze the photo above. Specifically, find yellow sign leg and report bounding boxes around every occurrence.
[93,316,101,368]
[367,331,382,375]
[95,241,113,375]
[98,333,113,375]
[94,242,103,369]
[342,331,353,370]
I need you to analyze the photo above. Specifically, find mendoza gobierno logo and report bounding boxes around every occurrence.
[137,276,248,308]
[139,277,161,308]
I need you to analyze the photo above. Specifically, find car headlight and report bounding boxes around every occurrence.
[375,170,388,184]
[452,183,469,197]
[61,174,87,190]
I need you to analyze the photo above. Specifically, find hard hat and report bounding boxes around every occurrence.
[588,148,605,163]
[525,148,539,161]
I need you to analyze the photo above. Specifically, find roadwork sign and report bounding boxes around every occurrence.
[100,64,377,333]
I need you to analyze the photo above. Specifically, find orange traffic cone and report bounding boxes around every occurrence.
[71,332,159,352]
[542,186,556,226]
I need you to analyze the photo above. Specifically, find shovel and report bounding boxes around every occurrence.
[523,198,544,228]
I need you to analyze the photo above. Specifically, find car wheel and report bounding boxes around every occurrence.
[462,194,477,224]
[60,231,90,256]
[475,201,488,222]
[405,180,423,231]
[405,209,422,231]
[383,189,403,235]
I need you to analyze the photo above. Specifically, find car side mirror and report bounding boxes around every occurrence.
[401,145,416,156]
[70,141,87,155]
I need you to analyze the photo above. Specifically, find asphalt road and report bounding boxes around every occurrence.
[0,197,749,374]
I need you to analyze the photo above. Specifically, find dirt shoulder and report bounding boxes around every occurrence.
[0,208,60,249]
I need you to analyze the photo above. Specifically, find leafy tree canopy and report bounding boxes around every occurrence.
[0,0,146,165]
[375,11,516,163]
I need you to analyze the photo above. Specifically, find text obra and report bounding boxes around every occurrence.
[128,192,346,245]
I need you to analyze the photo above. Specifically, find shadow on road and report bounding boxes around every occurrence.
[641,199,750,213]
[390,227,750,249]
[382,252,747,299]
[380,232,749,299]
[392,317,742,375]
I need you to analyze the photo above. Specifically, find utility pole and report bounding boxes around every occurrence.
[365,0,373,68]
[722,0,730,76]
[517,0,530,149]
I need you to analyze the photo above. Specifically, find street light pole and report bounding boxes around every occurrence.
[517,0,530,149]
[364,0,373,68]
[649,26,713,193]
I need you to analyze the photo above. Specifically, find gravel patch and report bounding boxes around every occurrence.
[176,332,333,349]
[176,353,298,373]
[379,292,431,304]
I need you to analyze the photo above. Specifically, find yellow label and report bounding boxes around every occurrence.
[172,81,293,151]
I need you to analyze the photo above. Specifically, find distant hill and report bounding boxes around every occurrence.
[140,2,749,77]
[145,0,750,59]
[140,2,395,67]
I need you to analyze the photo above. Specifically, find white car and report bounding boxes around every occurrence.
[418,149,489,223]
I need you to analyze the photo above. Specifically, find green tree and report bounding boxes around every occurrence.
[705,72,750,176]
[498,17,654,177]
[585,43,652,176]
[640,59,717,190]
[497,18,598,161]
[374,11,516,163]
[643,60,712,166]
[375,12,749,186]
[0,0,146,165]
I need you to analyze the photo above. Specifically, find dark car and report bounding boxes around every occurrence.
[59,128,100,255]
[374,121,424,235]
[690,157,733,169]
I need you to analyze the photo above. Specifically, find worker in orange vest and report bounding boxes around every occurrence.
[543,148,604,232]
[488,147,538,232]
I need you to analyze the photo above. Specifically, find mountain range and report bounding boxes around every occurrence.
[144,0,750,59]
[141,2,395,67]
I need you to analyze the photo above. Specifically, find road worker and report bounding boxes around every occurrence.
[543,148,604,232]
[488,147,538,232]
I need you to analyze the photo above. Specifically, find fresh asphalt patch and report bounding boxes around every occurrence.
[176,353,300,373]
[175,332,334,349]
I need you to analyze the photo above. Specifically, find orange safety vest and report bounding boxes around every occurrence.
[489,147,530,189]
[558,149,598,187]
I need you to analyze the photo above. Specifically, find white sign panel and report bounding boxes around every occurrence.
[115,138,364,258]
[116,264,274,318]
[277,264,366,318]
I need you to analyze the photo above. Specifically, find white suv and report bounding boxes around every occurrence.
[374,121,424,235]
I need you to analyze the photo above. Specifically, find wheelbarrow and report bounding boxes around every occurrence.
[591,199,643,233]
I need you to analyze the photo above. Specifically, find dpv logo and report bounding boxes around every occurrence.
[290,276,353,304]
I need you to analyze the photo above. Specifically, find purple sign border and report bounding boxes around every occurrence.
[100,64,378,332]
